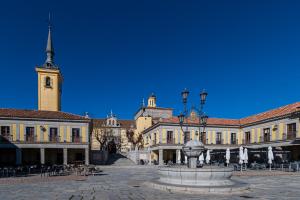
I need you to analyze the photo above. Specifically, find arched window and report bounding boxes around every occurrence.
[45,76,52,88]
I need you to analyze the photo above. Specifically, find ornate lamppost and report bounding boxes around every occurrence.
[178,89,208,142]
[178,88,208,168]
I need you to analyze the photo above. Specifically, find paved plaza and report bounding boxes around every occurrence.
[0,166,300,200]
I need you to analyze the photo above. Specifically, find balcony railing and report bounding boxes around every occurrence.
[216,139,223,145]
[243,139,251,145]
[25,135,35,143]
[287,131,297,140]
[49,136,60,143]
[72,137,81,143]
[231,139,238,145]
[166,138,176,144]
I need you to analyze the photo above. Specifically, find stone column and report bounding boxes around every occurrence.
[40,148,45,165]
[16,148,22,165]
[85,148,89,165]
[63,148,68,165]
[176,149,181,164]
[159,149,163,165]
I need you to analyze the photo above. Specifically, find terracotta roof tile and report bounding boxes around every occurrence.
[161,117,240,126]
[160,102,300,126]
[0,108,89,121]
[240,102,300,125]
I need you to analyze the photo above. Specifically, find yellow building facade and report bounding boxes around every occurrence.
[140,97,300,165]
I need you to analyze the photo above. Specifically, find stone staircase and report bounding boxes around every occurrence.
[106,153,136,166]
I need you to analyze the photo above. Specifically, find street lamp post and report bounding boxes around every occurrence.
[178,89,208,143]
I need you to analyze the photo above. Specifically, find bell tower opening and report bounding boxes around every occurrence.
[147,93,157,108]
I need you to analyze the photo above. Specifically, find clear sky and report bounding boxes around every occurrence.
[0,0,300,119]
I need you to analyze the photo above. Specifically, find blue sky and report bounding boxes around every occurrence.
[0,0,300,119]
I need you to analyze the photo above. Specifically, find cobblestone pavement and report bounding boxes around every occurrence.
[0,166,300,200]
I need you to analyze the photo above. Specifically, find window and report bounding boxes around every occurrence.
[26,127,35,142]
[184,131,190,143]
[245,131,251,144]
[1,126,10,141]
[154,133,157,144]
[263,128,270,142]
[72,128,80,143]
[167,131,173,144]
[1,126,10,137]
[216,132,222,144]
[49,128,58,142]
[45,76,52,88]
[200,132,206,144]
[287,123,297,140]
[231,133,237,144]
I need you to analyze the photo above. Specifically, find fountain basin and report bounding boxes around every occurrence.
[158,166,234,186]
[145,166,249,194]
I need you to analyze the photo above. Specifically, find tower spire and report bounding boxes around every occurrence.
[44,13,55,68]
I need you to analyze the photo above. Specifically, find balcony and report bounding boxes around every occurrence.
[242,139,251,145]
[49,135,60,143]
[216,139,223,145]
[231,139,238,145]
[72,137,81,143]
[287,131,297,140]
[166,138,176,145]
[25,135,35,143]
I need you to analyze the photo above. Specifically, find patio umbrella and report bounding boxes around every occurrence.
[268,146,274,171]
[244,148,248,169]
[199,153,204,165]
[206,150,211,164]
[226,148,230,166]
[178,151,181,164]
[239,146,244,171]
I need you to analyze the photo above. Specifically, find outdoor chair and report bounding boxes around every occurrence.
[280,163,290,172]
[290,162,300,172]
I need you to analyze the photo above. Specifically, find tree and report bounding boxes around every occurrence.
[94,128,114,151]
[126,129,144,150]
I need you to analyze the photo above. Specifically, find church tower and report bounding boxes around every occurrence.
[35,23,62,111]
[147,93,156,108]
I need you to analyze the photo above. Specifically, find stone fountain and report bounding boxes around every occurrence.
[146,140,249,194]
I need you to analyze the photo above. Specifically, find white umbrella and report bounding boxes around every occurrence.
[206,150,210,164]
[268,146,274,171]
[244,148,248,164]
[225,148,230,166]
[199,153,204,165]
[244,148,248,170]
[239,146,244,171]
